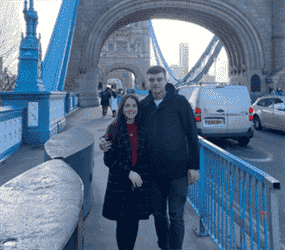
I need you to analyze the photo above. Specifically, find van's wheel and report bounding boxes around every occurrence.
[253,116,262,130]
[238,137,250,147]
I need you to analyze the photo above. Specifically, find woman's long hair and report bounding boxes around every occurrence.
[105,94,140,140]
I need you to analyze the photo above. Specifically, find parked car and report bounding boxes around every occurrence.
[126,88,136,94]
[118,88,125,95]
[178,83,254,146]
[251,95,285,132]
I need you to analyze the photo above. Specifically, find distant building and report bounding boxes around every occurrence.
[201,74,215,82]
[179,43,189,75]
[98,21,150,90]
[168,42,189,83]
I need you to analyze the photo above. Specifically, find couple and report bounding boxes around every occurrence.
[99,66,200,250]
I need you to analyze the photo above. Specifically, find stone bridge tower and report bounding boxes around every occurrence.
[98,21,150,91]
[63,0,285,107]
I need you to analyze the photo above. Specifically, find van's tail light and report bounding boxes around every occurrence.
[249,107,254,121]
[195,108,201,122]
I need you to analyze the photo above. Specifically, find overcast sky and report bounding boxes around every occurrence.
[0,0,229,81]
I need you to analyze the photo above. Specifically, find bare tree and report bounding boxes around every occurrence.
[0,1,22,71]
[0,67,17,91]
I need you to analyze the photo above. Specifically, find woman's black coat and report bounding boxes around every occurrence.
[102,122,153,221]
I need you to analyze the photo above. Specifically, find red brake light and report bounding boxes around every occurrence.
[250,116,254,121]
[196,108,201,114]
[249,108,253,113]
[195,116,201,122]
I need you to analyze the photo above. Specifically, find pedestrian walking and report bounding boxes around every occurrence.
[100,65,200,250]
[111,90,118,117]
[117,89,123,106]
[278,87,284,96]
[100,86,112,118]
[273,88,280,96]
[101,94,153,250]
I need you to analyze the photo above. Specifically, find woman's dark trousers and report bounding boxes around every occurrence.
[151,176,189,250]
[116,217,140,250]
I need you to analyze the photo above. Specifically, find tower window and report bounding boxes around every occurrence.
[108,43,114,52]
[130,44,136,52]
[116,41,127,52]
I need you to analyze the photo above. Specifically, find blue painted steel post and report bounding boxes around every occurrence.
[0,0,54,145]
[194,145,209,237]
[42,0,79,92]
[14,0,45,92]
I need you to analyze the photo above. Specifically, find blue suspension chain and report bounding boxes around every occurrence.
[148,20,223,86]
[148,20,180,83]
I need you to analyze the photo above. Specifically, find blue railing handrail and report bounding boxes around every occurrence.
[198,136,280,189]
[0,106,25,163]
[188,135,281,250]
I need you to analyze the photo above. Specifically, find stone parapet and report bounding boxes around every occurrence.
[78,92,100,107]
[0,159,84,250]
[45,127,94,219]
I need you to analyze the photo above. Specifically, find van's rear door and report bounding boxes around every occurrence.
[225,86,251,134]
[200,86,228,135]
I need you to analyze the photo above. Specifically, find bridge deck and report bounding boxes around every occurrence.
[0,106,219,250]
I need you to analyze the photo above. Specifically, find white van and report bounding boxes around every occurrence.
[178,83,254,146]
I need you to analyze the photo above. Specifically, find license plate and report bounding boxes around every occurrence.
[206,119,223,125]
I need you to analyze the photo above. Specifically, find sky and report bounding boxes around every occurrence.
[0,0,229,82]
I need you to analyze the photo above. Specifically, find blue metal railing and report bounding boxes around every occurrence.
[0,107,25,162]
[188,136,281,250]
[42,0,79,92]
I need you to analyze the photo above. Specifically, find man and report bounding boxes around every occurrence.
[100,66,200,250]
[100,85,112,118]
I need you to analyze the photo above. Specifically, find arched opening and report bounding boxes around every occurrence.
[98,63,146,90]
[251,74,261,92]
[80,1,265,77]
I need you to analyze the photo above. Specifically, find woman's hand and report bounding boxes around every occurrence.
[99,137,112,152]
[188,170,199,185]
[129,171,143,188]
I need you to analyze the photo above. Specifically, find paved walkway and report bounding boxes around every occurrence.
[0,106,219,250]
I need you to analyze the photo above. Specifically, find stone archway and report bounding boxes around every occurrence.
[66,0,270,107]
[80,1,265,76]
[98,63,146,89]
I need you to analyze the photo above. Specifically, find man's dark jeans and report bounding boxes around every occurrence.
[151,176,189,250]
[102,105,109,116]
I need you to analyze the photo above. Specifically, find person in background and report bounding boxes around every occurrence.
[273,88,280,96]
[278,87,284,96]
[100,85,112,119]
[101,94,153,250]
[111,89,118,118]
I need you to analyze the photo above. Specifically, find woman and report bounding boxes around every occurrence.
[111,89,118,117]
[101,94,153,250]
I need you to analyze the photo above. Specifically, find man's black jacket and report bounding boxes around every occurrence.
[100,89,111,106]
[138,83,200,180]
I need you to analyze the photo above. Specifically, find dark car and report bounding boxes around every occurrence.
[118,88,125,95]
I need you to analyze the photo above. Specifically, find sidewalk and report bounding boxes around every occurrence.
[0,106,220,250]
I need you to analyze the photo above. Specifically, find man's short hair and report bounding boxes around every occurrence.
[146,66,167,78]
